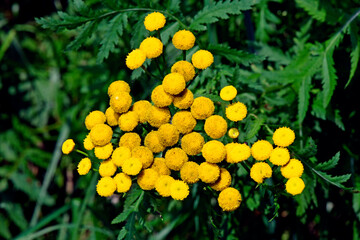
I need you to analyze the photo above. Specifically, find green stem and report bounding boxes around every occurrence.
[141,66,161,80]
[76,149,88,157]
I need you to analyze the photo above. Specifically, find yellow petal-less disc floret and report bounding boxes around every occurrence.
[220,85,237,101]
[62,139,75,154]
[171,61,196,82]
[180,161,200,184]
[165,147,188,171]
[170,180,190,200]
[162,72,186,95]
[131,100,151,123]
[228,128,240,139]
[158,124,179,147]
[90,124,113,146]
[119,132,141,150]
[83,134,95,150]
[285,177,305,195]
[144,12,166,31]
[111,146,131,167]
[172,30,196,50]
[250,162,272,184]
[210,168,231,191]
[191,50,214,69]
[151,85,173,107]
[122,157,143,176]
[77,157,92,175]
[85,111,106,130]
[202,140,226,163]
[118,111,139,132]
[99,159,117,177]
[181,132,205,156]
[172,111,197,134]
[273,127,296,147]
[204,115,228,139]
[110,91,132,113]
[269,147,290,166]
[225,143,251,163]
[147,105,171,128]
[191,96,215,120]
[218,187,242,211]
[173,89,194,109]
[137,168,159,190]
[198,162,220,184]
[131,146,154,169]
[281,159,304,178]
[113,172,132,193]
[96,177,116,197]
[155,175,175,197]
[94,142,113,160]
[251,140,273,161]
[105,107,120,126]
[140,37,163,59]
[151,157,171,176]
[107,80,130,97]
[144,131,165,153]
[126,49,146,70]
[226,102,247,122]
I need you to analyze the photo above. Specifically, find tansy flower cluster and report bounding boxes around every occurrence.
[61,12,305,213]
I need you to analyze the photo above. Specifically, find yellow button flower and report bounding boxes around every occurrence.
[251,140,273,161]
[155,175,175,197]
[131,146,154,169]
[140,37,163,59]
[99,159,117,177]
[202,140,226,163]
[151,157,171,176]
[191,50,214,69]
[180,161,200,184]
[171,61,196,82]
[250,162,272,184]
[62,139,75,154]
[204,115,228,139]
[225,102,247,122]
[84,110,106,130]
[90,124,113,146]
[96,177,116,197]
[94,142,113,160]
[122,157,142,176]
[170,180,189,200]
[151,85,173,107]
[172,30,196,50]
[218,187,242,211]
[144,131,165,153]
[119,132,141,150]
[280,159,304,178]
[181,132,204,156]
[118,111,139,132]
[198,162,220,184]
[111,146,131,167]
[210,168,231,191]
[285,177,305,195]
[220,85,237,101]
[137,168,159,190]
[158,123,179,147]
[225,143,251,163]
[113,172,132,193]
[125,49,146,70]
[109,91,132,113]
[83,134,94,150]
[162,72,186,95]
[165,147,188,171]
[269,147,290,166]
[107,80,130,97]
[105,107,120,126]
[173,88,194,109]
[190,96,214,120]
[147,105,171,128]
[131,100,151,123]
[144,12,166,31]
[273,127,295,147]
[228,128,239,139]
[172,111,197,134]
[77,157,92,175]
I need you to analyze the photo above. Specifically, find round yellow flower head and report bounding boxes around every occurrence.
[172,30,196,51]
[131,146,154,169]
[111,146,131,167]
[147,105,171,128]
[220,85,237,101]
[281,159,304,178]
[158,123,179,147]
[210,168,231,191]
[172,111,197,134]
[85,111,106,130]
[191,50,214,69]
[119,132,141,150]
[269,147,290,166]
[144,131,165,153]
[251,140,273,161]
[151,85,173,107]
[173,88,194,109]
[140,37,163,59]
[198,162,220,184]
[109,91,132,113]
[181,132,205,156]
[77,157,92,175]
[99,159,117,177]
[204,115,228,139]
[122,157,143,176]
[202,140,226,163]
[155,175,175,197]
[144,12,166,31]
[113,172,132,193]
[83,134,95,150]
[285,177,305,195]
[131,100,151,123]
[62,139,75,154]
[118,111,139,132]
[171,61,196,82]
[225,143,251,163]
[94,142,113,160]
[90,124,113,146]
[151,157,171,176]
[107,80,130,97]
[228,128,240,139]
[190,96,215,120]
[162,72,186,95]
[273,127,295,147]
[250,162,272,184]
[137,168,159,190]
[126,49,146,70]
[165,147,188,171]
[96,177,116,197]
[218,187,242,211]
[226,102,247,122]
[105,107,120,127]
[170,180,190,200]
[180,161,200,184]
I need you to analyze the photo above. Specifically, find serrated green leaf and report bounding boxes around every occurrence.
[298,76,312,124]
[333,109,345,131]
[321,51,337,108]
[315,169,351,189]
[353,175,360,221]
[112,188,144,224]
[311,91,326,120]
[295,0,326,22]
[298,137,317,158]
[346,23,360,88]
[245,116,264,140]
[117,227,127,240]
[66,20,98,51]
[190,0,253,31]
[130,14,147,48]
[0,203,28,231]
[193,93,223,103]
[0,213,11,239]
[167,0,181,13]
[315,152,339,171]
[160,22,179,46]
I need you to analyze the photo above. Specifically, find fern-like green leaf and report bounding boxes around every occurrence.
[346,23,360,88]
[315,152,339,171]
[189,0,253,31]
[321,50,337,108]
[295,0,326,22]
[36,11,89,31]
[245,115,264,140]
[66,20,98,51]
[112,188,143,224]
[167,0,181,13]
[298,76,311,124]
